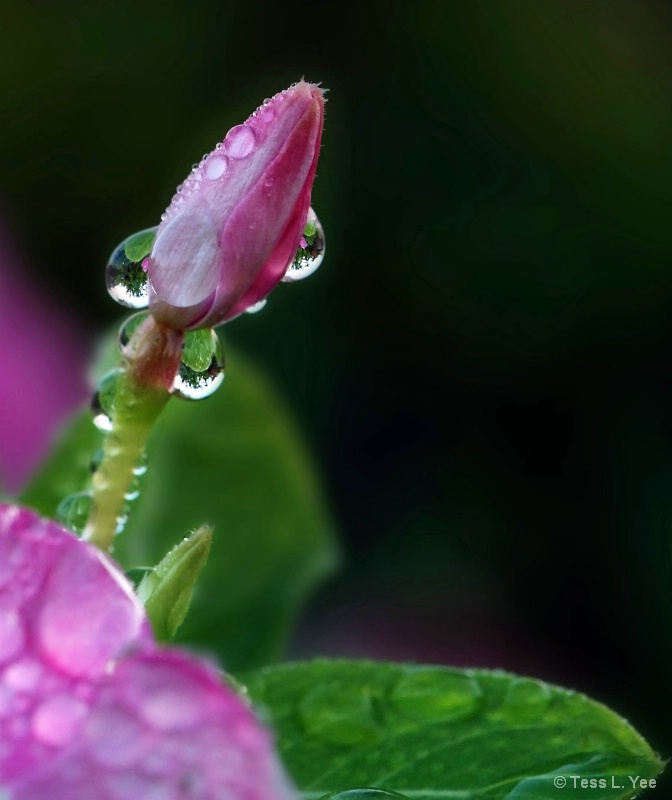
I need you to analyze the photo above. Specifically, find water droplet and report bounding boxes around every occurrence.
[171,328,224,401]
[133,451,148,477]
[245,299,267,314]
[118,311,149,353]
[390,668,483,723]
[105,227,158,308]
[90,448,105,473]
[0,609,24,664]
[56,492,93,535]
[3,659,42,692]
[32,693,89,746]
[282,207,325,282]
[91,369,123,432]
[495,678,552,725]
[86,707,145,767]
[204,155,228,180]
[318,791,410,800]
[124,484,140,503]
[223,124,256,158]
[298,683,381,746]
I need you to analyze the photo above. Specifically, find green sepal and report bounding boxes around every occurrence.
[137,524,212,641]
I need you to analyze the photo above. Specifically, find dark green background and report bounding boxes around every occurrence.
[1,0,670,766]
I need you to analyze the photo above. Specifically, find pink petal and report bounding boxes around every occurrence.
[0,505,296,800]
[148,80,324,330]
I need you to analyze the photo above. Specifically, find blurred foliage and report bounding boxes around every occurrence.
[2,0,671,771]
[22,348,337,672]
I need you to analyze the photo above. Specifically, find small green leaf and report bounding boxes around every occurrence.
[245,660,664,800]
[137,524,212,641]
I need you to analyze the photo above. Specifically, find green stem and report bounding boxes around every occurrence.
[83,316,184,552]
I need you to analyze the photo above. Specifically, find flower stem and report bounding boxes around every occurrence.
[83,317,184,552]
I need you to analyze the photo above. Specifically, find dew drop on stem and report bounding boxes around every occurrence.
[56,492,94,535]
[171,328,225,401]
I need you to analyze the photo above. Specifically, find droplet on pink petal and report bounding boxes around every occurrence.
[0,504,298,800]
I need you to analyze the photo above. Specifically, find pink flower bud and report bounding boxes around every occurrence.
[0,504,296,800]
[148,80,325,330]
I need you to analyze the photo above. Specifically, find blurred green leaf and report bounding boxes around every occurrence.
[21,414,102,515]
[245,660,664,800]
[21,348,337,672]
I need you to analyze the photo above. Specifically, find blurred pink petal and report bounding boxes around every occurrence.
[0,223,88,493]
[0,504,296,800]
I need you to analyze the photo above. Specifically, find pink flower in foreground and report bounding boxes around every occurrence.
[0,504,296,800]
[148,80,325,331]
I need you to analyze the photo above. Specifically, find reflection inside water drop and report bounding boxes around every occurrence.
[245,299,267,314]
[172,328,224,401]
[56,492,93,535]
[283,207,325,282]
[91,369,123,432]
[105,227,158,309]
[118,311,149,353]
[390,668,483,723]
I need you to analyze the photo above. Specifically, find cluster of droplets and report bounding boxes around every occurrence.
[55,450,148,538]
[106,209,324,320]
[118,312,226,401]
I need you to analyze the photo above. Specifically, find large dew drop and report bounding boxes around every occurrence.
[172,328,225,401]
[105,227,158,308]
[223,124,256,159]
[282,207,325,282]
[390,668,483,724]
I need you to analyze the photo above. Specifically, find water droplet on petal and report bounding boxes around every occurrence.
[0,609,24,664]
[299,683,381,746]
[171,328,225,401]
[3,658,42,692]
[56,492,93,535]
[246,299,267,314]
[318,791,410,800]
[86,706,146,767]
[390,668,483,723]
[282,207,325,282]
[105,227,158,308]
[204,155,228,180]
[494,678,552,725]
[32,694,89,746]
[223,124,256,158]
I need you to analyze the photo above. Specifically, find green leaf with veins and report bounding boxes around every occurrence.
[244,660,664,800]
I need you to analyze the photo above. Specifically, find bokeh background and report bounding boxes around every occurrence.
[1,0,670,767]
